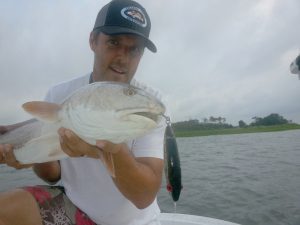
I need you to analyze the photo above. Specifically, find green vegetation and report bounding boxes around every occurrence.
[172,113,300,137]
[250,113,289,126]
[174,124,300,137]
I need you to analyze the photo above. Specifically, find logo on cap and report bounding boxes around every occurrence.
[121,6,147,28]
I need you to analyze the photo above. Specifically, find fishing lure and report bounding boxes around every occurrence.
[163,116,182,202]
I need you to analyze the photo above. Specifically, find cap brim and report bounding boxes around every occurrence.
[95,26,157,53]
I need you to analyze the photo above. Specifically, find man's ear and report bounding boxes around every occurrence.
[89,32,96,51]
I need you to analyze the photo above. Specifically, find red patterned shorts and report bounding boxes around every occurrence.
[23,185,96,225]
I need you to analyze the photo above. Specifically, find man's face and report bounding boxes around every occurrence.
[90,32,145,83]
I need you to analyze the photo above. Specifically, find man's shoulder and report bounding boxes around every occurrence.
[52,74,90,90]
[46,73,90,103]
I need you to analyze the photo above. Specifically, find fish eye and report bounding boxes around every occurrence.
[123,87,136,96]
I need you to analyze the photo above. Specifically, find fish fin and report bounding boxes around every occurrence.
[22,101,61,123]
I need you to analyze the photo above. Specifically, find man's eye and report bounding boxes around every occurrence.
[107,39,119,46]
[130,47,143,57]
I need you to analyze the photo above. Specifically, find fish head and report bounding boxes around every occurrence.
[62,82,166,142]
[115,85,165,126]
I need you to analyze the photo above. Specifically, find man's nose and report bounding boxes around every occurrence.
[116,47,130,63]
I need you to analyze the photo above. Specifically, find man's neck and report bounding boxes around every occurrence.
[89,73,94,84]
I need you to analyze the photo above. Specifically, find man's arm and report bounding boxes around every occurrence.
[33,162,61,184]
[58,128,163,209]
[100,142,163,209]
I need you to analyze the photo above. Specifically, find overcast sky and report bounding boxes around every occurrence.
[0,0,299,125]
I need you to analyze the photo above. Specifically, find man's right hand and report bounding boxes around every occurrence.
[0,122,36,169]
[0,144,33,169]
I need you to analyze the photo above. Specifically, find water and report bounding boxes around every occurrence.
[1,130,300,225]
[158,130,300,225]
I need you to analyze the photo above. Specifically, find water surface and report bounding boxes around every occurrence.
[158,130,300,225]
[1,130,300,225]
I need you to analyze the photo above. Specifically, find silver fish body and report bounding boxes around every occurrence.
[0,82,165,164]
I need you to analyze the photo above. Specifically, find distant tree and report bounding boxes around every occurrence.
[172,119,200,130]
[209,116,226,124]
[217,117,222,124]
[250,113,288,126]
[209,116,217,123]
[263,113,288,125]
[238,120,247,128]
[172,118,233,131]
[251,116,262,124]
[190,119,200,125]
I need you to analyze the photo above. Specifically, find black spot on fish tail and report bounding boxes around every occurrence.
[164,124,182,202]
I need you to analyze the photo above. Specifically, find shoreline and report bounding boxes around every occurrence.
[174,124,300,137]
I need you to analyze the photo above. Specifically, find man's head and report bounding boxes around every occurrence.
[90,0,156,83]
[93,0,156,53]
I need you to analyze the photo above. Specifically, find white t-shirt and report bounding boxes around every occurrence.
[44,74,165,225]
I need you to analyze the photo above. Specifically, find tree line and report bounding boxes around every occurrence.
[172,118,233,132]
[239,113,291,127]
[173,113,293,131]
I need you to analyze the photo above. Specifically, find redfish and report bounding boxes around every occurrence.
[0,82,165,164]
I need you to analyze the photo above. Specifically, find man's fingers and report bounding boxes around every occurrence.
[4,144,16,161]
[4,144,19,167]
[0,144,5,163]
[96,140,122,154]
[59,132,76,157]
[58,127,101,159]
[0,144,33,169]
[58,128,85,157]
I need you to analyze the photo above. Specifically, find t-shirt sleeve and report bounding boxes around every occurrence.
[43,74,90,104]
[131,121,166,159]
[44,88,52,102]
[43,85,68,104]
[43,85,61,103]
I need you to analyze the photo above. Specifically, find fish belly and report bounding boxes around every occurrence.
[13,132,68,164]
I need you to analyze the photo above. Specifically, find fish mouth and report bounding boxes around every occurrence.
[116,105,164,126]
[117,108,163,124]
[132,112,161,123]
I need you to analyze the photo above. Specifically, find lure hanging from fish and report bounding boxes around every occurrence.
[163,116,182,202]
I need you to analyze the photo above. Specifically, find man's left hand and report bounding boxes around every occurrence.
[58,127,100,159]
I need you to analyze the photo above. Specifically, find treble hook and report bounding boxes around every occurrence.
[162,114,171,125]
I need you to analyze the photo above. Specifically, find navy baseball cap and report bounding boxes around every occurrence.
[93,0,157,53]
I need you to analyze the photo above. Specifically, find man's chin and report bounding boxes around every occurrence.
[96,71,131,83]
[110,74,130,83]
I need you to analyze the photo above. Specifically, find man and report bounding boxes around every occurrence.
[0,0,165,224]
